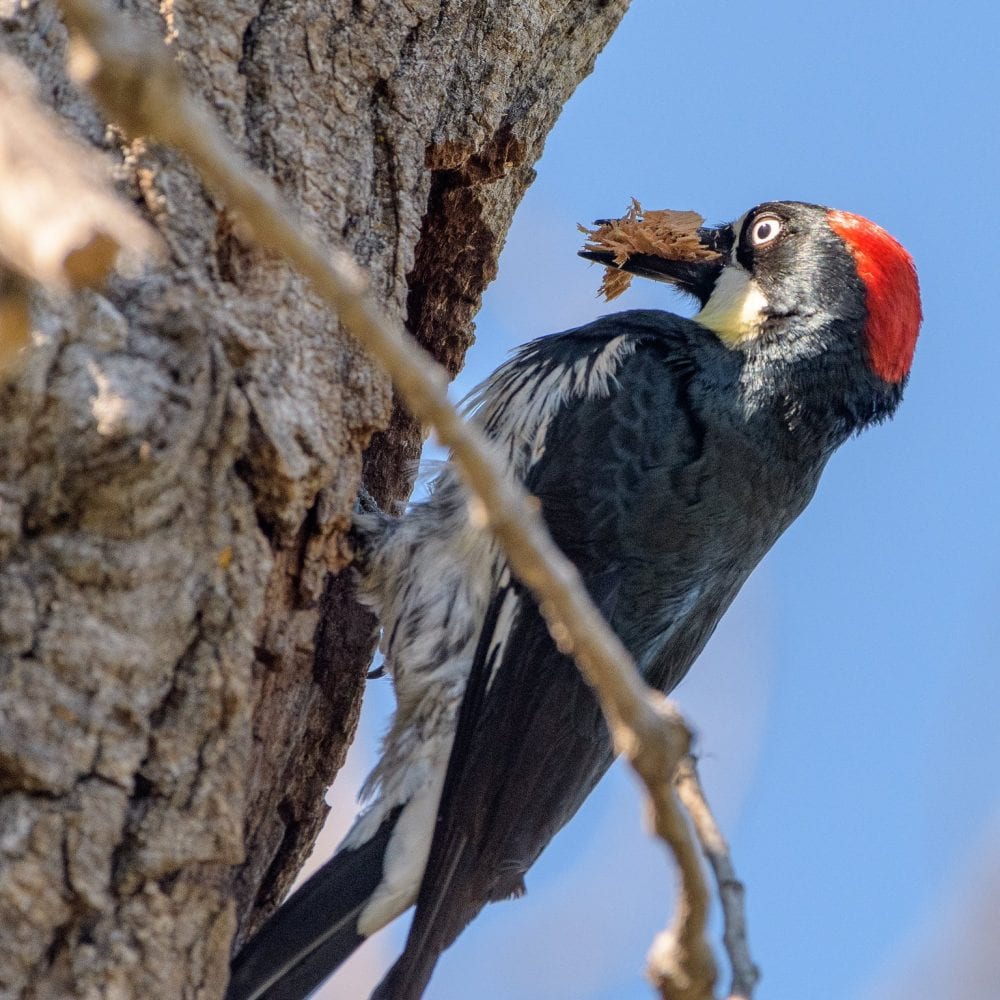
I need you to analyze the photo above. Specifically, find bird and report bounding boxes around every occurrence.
[227,200,922,1000]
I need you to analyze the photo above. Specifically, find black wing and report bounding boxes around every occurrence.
[373,316,724,999]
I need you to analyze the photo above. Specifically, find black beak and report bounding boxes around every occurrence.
[578,224,732,306]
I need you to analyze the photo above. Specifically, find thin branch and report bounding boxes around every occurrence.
[675,757,760,1000]
[0,54,159,372]
[56,3,755,996]
[0,266,30,376]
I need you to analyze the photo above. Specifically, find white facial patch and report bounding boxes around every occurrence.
[695,264,769,346]
[729,211,750,254]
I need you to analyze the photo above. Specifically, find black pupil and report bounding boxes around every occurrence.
[756,222,772,242]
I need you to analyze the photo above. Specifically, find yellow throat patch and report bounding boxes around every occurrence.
[695,266,768,346]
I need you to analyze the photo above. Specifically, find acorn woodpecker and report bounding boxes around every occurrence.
[228,201,922,1000]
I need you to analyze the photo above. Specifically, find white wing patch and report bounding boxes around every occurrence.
[485,576,519,690]
[466,333,638,475]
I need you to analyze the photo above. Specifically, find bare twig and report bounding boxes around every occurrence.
[56,2,755,996]
[0,55,158,372]
[676,757,760,1000]
[0,266,31,374]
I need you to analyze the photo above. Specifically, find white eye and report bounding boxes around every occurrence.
[749,215,783,247]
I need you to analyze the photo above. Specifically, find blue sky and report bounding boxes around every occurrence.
[317,1,1000,997]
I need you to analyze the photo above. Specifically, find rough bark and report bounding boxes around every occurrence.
[0,0,629,996]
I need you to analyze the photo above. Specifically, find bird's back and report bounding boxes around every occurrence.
[374,313,828,997]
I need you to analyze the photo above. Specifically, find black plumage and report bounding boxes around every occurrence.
[373,311,830,998]
[229,201,921,1000]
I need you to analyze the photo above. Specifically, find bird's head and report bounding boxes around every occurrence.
[581,201,922,432]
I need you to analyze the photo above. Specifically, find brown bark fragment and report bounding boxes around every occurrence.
[579,199,718,301]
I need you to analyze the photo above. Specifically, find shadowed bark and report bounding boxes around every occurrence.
[0,0,629,996]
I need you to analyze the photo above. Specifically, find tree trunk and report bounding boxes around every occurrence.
[0,0,629,996]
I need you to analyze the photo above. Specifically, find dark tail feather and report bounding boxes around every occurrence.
[227,807,402,1000]
[369,941,445,1000]
[368,849,488,1000]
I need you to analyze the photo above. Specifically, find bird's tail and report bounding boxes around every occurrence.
[226,807,402,1000]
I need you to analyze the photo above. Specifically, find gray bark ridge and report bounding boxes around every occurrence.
[0,0,629,996]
